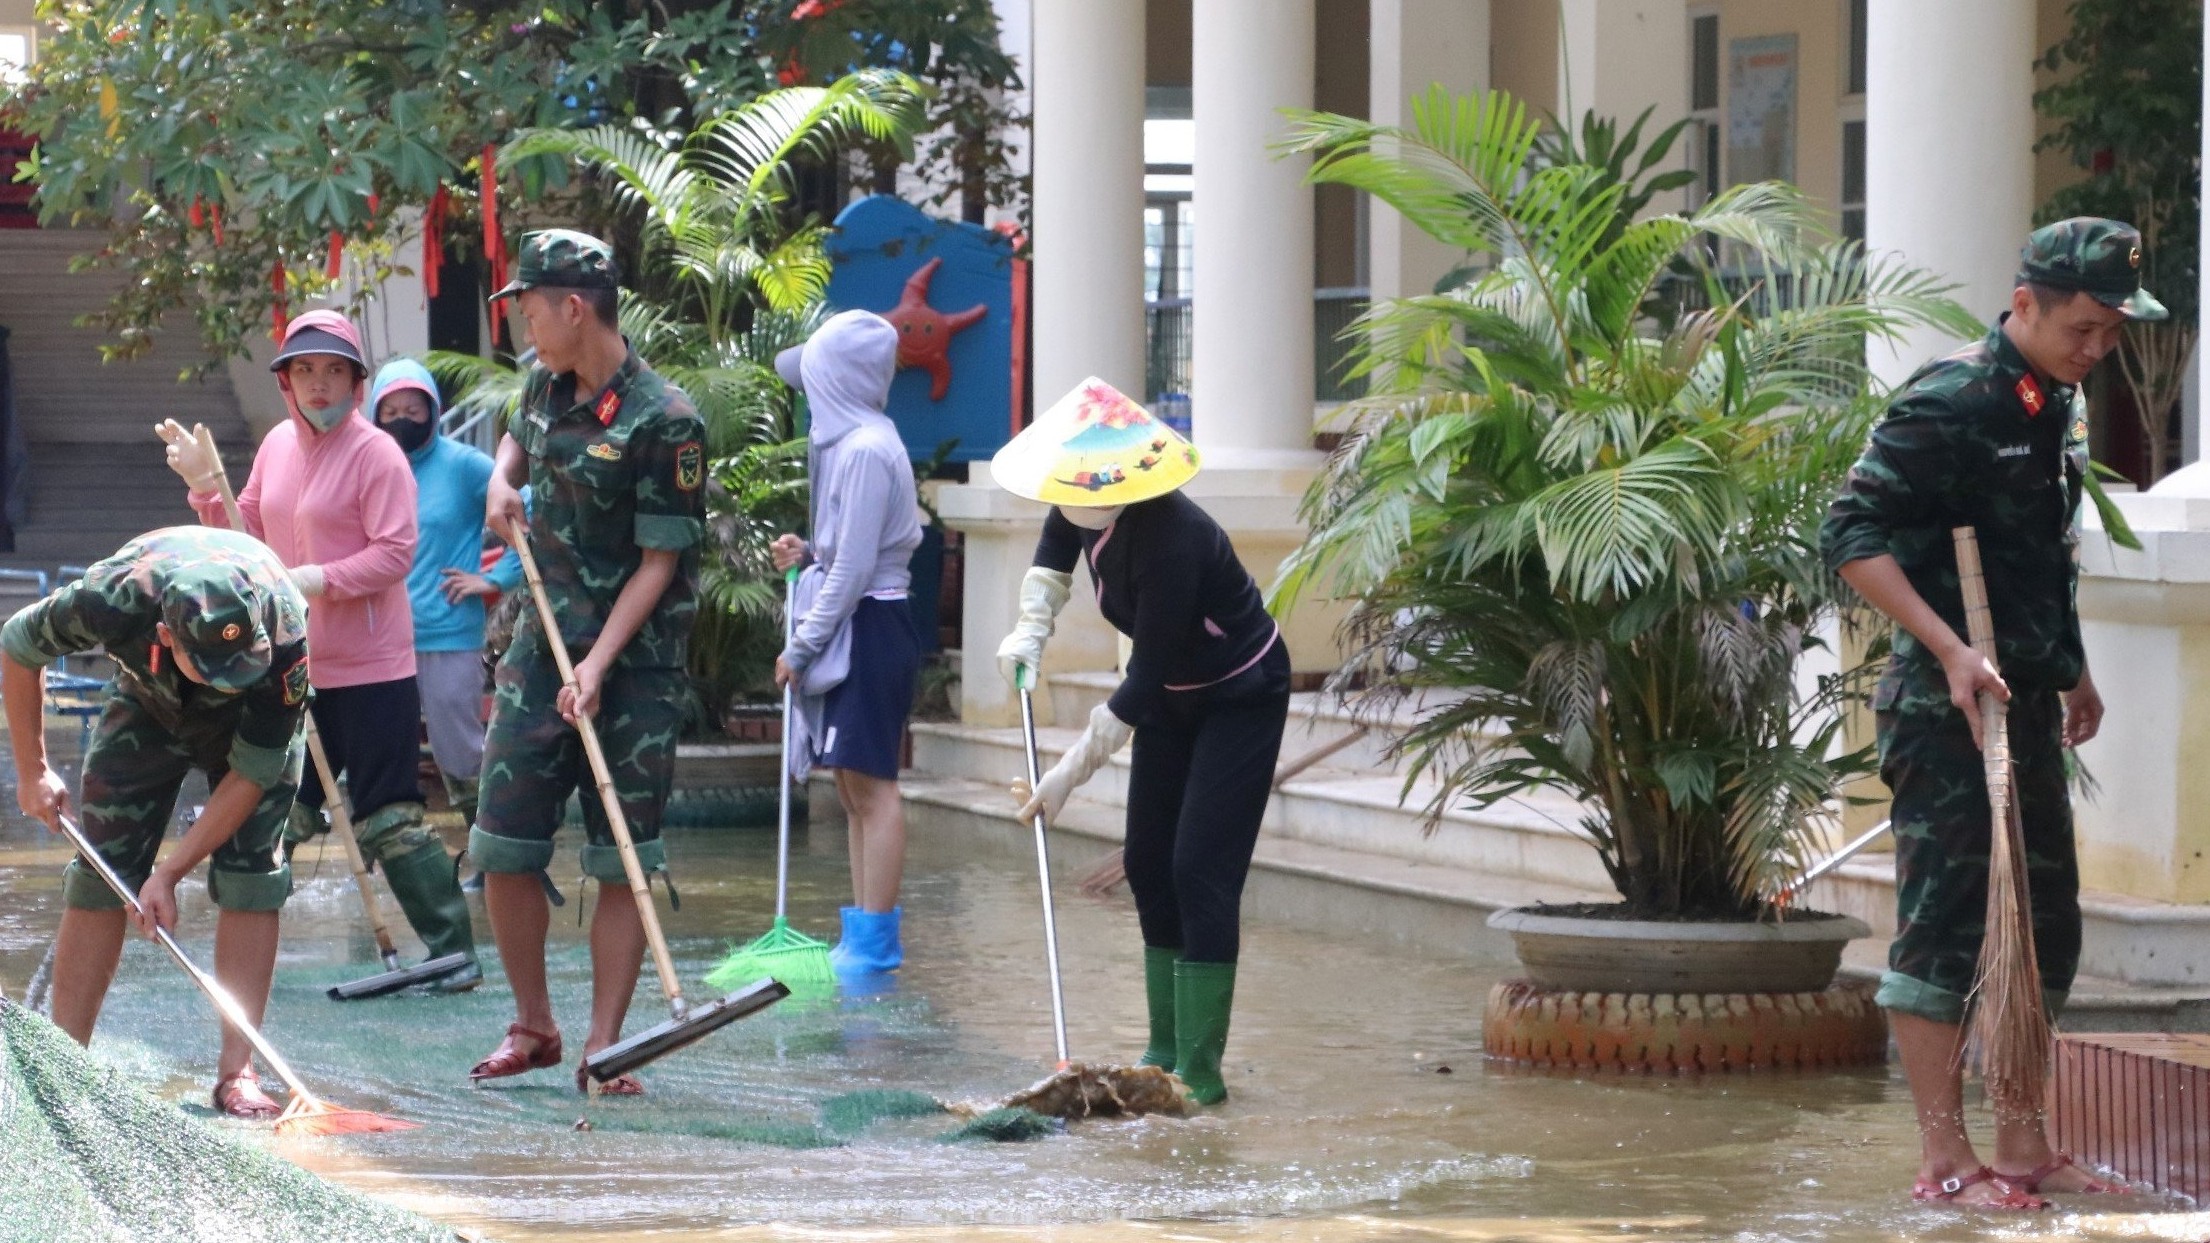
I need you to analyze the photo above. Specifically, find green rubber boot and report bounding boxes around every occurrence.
[1173,959,1237,1105]
[440,772,480,827]
[361,803,479,991]
[1140,946,1178,1068]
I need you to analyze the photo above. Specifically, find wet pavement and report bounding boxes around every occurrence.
[2,767,2208,1241]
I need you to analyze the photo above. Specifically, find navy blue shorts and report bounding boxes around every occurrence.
[817,597,920,780]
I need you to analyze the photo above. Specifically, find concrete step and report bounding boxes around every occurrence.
[908,718,1618,895]
[913,718,2210,998]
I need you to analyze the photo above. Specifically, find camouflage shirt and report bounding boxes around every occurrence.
[1821,318,2089,700]
[0,528,311,788]
[509,349,706,670]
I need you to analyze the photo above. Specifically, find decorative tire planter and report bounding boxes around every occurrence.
[1483,978,1889,1071]
[1482,906,1886,1071]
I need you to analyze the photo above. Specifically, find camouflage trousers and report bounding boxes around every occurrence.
[66,690,301,912]
[1875,686,2080,1025]
[469,643,684,882]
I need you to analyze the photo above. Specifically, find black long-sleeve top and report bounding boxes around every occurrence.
[1032,492,1280,727]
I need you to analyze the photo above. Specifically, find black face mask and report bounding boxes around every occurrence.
[383,416,434,453]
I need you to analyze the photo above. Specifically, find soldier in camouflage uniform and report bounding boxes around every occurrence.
[467,230,706,1094]
[0,527,310,1119]
[1821,218,2162,1207]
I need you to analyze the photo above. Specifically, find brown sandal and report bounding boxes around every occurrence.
[212,1070,282,1120]
[577,1062,643,1096]
[1997,1154,2121,1195]
[469,1023,563,1082]
[1911,1166,2047,1210]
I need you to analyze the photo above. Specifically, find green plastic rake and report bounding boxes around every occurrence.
[708,567,834,991]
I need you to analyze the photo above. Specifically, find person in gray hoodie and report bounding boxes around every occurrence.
[773,310,924,976]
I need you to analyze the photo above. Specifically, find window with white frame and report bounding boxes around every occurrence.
[1687,8,1721,208]
[1839,0,1866,241]
[0,27,33,86]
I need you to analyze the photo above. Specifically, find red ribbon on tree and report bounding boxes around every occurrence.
[326,230,345,281]
[482,143,507,347]
[422,186,448,300]
[187,196,203,229]
[271,261,289,340]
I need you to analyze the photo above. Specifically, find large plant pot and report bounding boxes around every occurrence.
[1487,905,1870,995]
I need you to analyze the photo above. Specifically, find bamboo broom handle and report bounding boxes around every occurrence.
[1952,527,2010,823]
[510,527,689,1018]
[189,426,401,964]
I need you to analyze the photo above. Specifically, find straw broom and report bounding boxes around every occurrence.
[1953,526,2051,1121]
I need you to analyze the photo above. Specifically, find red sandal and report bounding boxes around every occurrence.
[1912,1166,2048,1210]
[1997,1154,2121,1195]
[470,1023,563,1082]
[212,1070,282,1120]
[577,1062,644,1097]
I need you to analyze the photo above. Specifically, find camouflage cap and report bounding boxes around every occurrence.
[159,563,272,692]
[2019,217,2169,321]
[488,229,621,302]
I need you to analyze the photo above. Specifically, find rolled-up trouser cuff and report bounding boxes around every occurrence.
[207,862,294,912]
[469,824,557,875]
[65,860,296,913]
[61,860,134,911]
[1876,970,1967,1024]
[580,838,665,882]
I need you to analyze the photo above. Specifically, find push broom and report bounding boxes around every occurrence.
[1002,670,1184,1119]
[48,810,418,1136]
[704,566,834,992]
[510,528,788,1084]
[1954,525,2052,1121]
[159,421,472,998]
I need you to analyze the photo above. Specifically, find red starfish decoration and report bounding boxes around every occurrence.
[884,256,987,400]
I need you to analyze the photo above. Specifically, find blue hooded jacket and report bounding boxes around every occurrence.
[366,359,521,652]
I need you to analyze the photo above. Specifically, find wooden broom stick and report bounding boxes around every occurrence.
[1953,525,2051,1121]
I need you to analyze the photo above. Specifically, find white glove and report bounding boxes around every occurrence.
[1012,702,1133,825]
[155,419,222,493]
[997,566,1074,689]
[289,564,326,598]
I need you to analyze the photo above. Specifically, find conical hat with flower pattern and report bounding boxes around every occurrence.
[989,378,1201,506]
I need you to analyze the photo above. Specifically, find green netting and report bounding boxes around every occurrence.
[0,999,466,1243]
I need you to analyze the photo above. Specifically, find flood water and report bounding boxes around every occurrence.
[3,765,2208,1242]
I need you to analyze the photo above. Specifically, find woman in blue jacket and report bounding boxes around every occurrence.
[367,360,520,834]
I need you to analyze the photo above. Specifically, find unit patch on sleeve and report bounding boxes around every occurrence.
[675,441,703,492]
[283,659,310,706]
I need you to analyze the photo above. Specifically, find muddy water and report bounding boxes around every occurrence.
[2,775,2205,1242]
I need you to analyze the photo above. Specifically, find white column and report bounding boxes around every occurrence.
[1191,0,1317,461]
[1864,0,2034,388]
[1555,0,1687,199]
[1368,0,1490,303]
[1031,0,1145,400]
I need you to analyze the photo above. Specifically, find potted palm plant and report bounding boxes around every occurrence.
[1271,90,1984,1005]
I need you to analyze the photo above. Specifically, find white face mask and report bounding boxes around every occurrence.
[1058,504,1123,531]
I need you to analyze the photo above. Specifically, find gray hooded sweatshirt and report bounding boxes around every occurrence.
[777,309,923,677]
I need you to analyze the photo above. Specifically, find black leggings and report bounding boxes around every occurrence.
[1121,641,1290,964]
[297,676,425,820]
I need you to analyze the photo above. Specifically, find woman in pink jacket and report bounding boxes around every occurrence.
[163,309,478,989]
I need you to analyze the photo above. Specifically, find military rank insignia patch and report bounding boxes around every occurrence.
[676,441,703,491]
[595,389,622,427]
[2015,375,2045,416]
[586,442,622,462]
[283,659,310,706]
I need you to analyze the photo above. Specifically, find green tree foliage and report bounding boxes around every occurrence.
[2035,0,2202,483]
[431,73,921,721]
[760,0,1028,226]
[1272,89,1982,918]
[5,0,776,371]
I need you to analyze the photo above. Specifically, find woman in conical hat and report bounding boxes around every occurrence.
[993,378,1290,1106]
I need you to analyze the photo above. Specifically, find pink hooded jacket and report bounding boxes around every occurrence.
[192,319,418,689]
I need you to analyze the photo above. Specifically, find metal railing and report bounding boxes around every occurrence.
[1142,287,1370,416]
